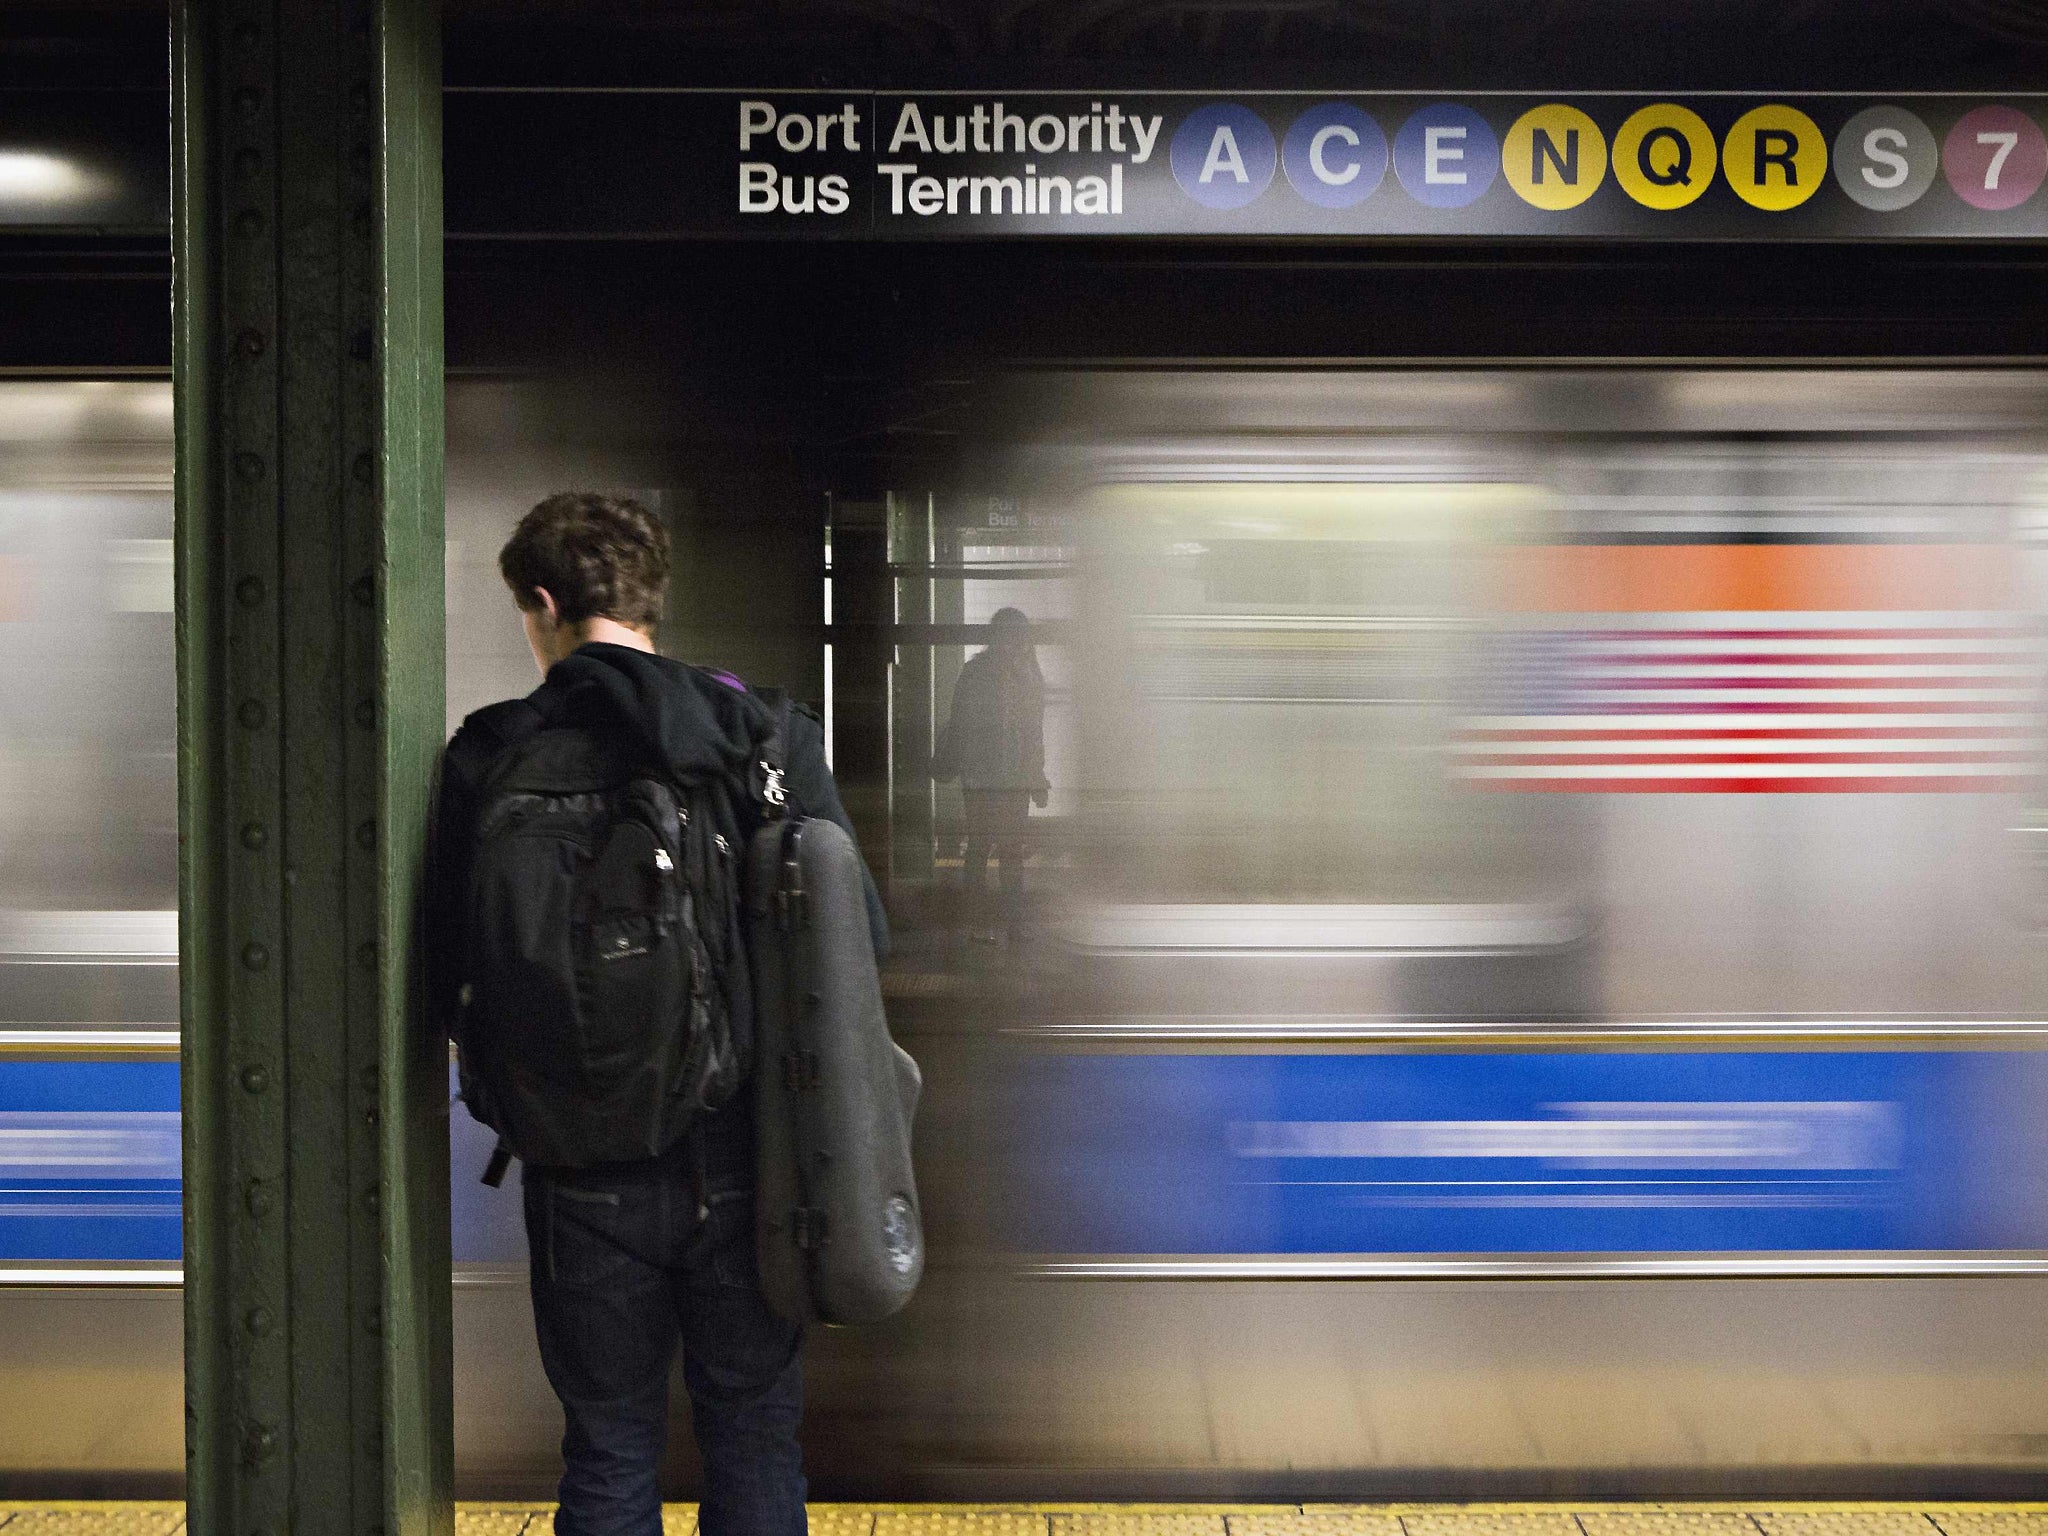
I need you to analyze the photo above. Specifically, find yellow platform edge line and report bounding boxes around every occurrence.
[12,1507,2048,1531]
[11,1503,2048,1518]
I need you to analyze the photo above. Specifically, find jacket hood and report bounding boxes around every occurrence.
[537,642,776,780]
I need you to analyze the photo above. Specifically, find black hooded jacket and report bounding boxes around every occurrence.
[425,642,887,1046]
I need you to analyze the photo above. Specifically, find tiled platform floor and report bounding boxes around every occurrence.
[10,1505,2048,1536]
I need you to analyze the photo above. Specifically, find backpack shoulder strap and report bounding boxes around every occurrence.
[446,696,544,779]
[452,700,554,1190]
[467,692,567,801]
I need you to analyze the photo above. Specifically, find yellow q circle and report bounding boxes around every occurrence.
[1503,104,1608,210]
[1723,104,1826,210]
[1613,103,1717,209]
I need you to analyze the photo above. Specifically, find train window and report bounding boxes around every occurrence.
[1198,541,1373,606]
[1067,478,1571,913]
[0,382,179,1039]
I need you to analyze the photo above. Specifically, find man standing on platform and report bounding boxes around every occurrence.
[427,493,884,1536]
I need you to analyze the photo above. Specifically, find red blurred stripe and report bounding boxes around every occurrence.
[1466,726,2034,742]
[1580,700,2006,714]
[1483,776,2033,793]
[1568,628,2020,641]
[1464,750,2031,768]
[1576,675,2019,691]
[1566,652,2020,667]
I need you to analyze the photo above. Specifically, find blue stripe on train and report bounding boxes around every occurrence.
[18,1049,2048,1264]
[1011,1050,2048,1255]
[0,1062,181,1261]
[0,1059,531,1265]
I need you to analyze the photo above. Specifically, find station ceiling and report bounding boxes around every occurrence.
[446,0,2048,90]
[4,0,2047,90]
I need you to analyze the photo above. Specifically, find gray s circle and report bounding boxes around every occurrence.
[1834,105,1938,211]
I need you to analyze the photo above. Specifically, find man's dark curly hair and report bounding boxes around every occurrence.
[499,492,670,629]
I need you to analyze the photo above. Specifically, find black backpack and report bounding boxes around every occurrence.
[455,690,778,1175]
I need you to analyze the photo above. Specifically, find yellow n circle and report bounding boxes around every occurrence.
[1505,104,1608,211]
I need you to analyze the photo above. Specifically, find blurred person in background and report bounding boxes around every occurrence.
[933,606,1048,941]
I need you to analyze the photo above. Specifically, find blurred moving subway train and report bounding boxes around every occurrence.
[8,367,2048,1498]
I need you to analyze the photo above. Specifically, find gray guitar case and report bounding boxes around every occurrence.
[748,811,924,1325]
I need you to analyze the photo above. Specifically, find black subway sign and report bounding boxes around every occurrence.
[443,90,2048,238]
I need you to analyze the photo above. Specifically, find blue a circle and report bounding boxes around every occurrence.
[1393,103,1500,208]
[1170,104,1278,210]
[1282,104,1387,208]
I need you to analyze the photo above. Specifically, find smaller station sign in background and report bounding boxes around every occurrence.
[445,90,2048,238]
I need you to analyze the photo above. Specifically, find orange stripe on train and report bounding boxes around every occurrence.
[1500,544,2014,613]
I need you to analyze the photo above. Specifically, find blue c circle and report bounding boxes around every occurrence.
[1170,104,1278,210]
[1392,103,1500,208]
[1282,104,1387,208]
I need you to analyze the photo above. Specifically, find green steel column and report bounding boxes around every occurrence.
[174,0,451,1531]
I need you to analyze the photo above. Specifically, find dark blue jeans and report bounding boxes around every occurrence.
[523,1111,806,1536]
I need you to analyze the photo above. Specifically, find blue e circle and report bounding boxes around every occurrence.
[1393,103,1501,209]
